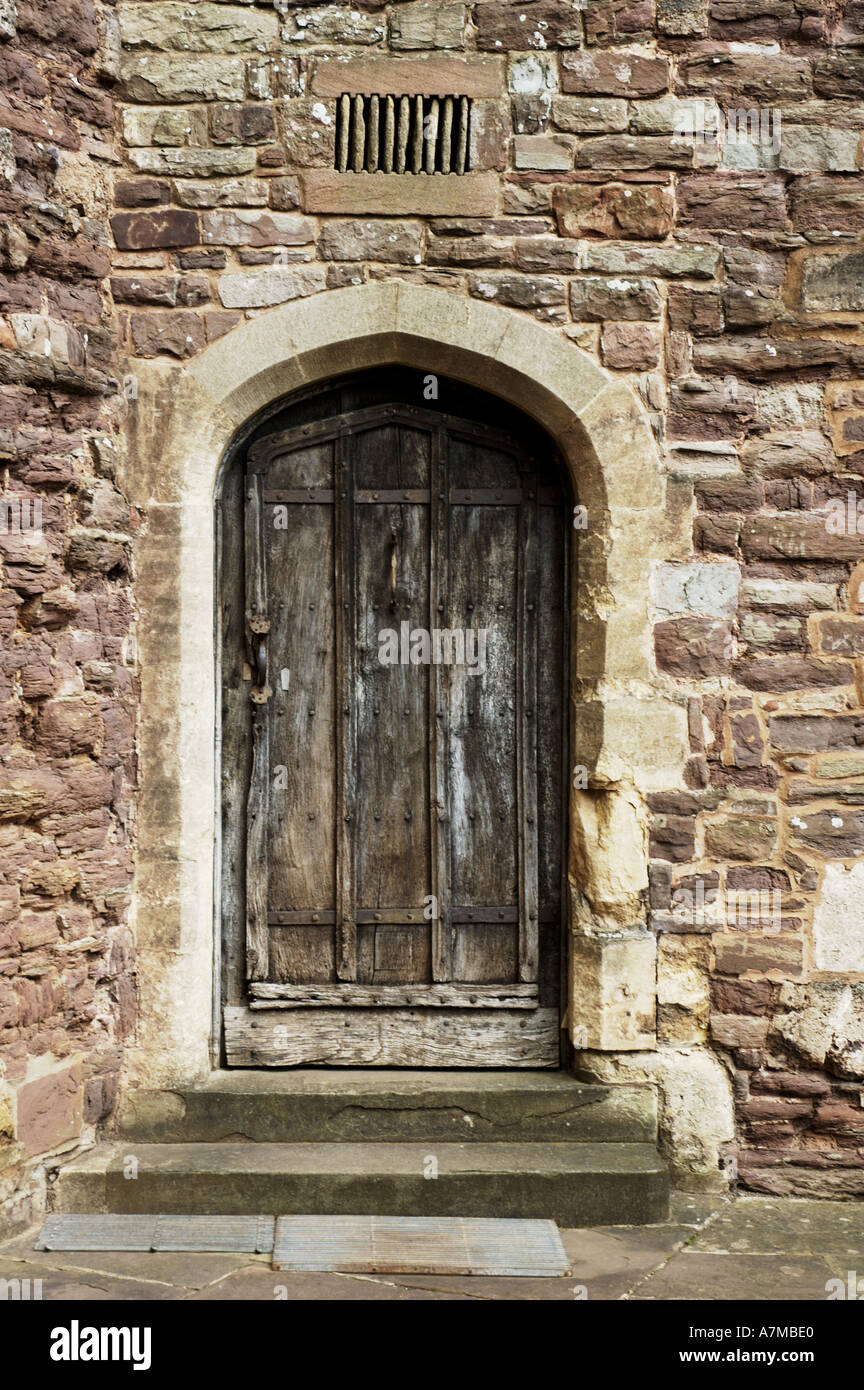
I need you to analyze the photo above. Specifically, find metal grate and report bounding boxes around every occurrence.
[335,94,472,174]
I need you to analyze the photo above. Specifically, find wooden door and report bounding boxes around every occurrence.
[222,384,568,1066]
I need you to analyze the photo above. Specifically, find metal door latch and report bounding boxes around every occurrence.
[247,614,272,704]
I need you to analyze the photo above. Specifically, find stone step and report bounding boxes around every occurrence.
[55,1141,669,1228]
[116,1069,658,1145]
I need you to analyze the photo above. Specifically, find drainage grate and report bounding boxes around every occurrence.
[335,93,472,174]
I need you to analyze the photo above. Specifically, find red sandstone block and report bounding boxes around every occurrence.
[15,1061,83,1157]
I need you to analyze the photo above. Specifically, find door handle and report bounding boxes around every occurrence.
[248,614,271,704]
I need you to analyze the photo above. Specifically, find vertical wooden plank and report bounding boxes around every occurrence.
[430,426,451,981]
[335,429,357,981]
[517,463,539,984]
[244,469,269,981]
[219,459,251,1011]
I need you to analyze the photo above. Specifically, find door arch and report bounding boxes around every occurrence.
[219,369,570,1066]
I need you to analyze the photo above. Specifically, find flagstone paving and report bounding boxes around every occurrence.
[1,1195,862,1300]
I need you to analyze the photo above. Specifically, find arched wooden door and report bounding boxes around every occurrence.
[220,373,568,1066]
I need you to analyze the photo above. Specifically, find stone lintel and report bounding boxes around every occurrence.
[301,170,499,217]
[309,54,505,99]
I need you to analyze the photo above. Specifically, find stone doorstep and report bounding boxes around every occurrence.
[114,1069,660,1144]
[54,1141,670,1228]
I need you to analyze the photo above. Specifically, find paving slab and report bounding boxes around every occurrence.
[631,1251,838,1302]
[189,1266,473,1300]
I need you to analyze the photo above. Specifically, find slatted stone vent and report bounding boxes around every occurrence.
[335,93,473,174]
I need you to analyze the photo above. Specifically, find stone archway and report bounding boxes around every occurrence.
[121,280,689,1091]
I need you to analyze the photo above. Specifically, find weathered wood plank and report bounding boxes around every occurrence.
[335,428,357,981]
[517,466,540,984]
[430,425,451,981]
[225,1005,560,1066]
[248,982,539,1008]
[244,471,270,981]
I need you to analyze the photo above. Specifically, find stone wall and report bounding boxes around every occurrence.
[4,0,864,1211]
[0,0,136,1232]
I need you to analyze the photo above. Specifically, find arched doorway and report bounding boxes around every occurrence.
[218,368,571,1066]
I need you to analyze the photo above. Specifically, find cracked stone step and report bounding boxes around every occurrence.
[115,1070,658,1145]
[55,1141,669,1227]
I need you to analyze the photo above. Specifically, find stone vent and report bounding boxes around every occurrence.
[335,94,473,174]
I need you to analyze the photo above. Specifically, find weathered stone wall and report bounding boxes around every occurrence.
[0,0,136,1232]
[4,0,864,1208]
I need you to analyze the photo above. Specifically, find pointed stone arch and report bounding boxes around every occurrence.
[122,280,690,1088]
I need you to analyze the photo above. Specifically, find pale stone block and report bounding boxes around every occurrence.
[654,560,741,618]
[130,147,257,177]
[571,786,649,925]
[120,56,247,104]
[570,931,656,1051]
[513,134,575,171]
[571,382,664,509]
[575,696,690,792]
[509,53,558,96]
[174,177,270,208]
[118,2,278,52]
[122,106,207,148]
[580,1047,735,1191]
[203,210,315,247]
[390,2,466,50]
[779,125,861,174]
[217,264,326,309]
[814,862,864,972]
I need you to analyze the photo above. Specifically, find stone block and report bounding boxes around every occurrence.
[217,263,326,309]
[584,241,720,279]
[551,96,628,133]
[559,181,674,240]
[601,321,661,370]
[569,275,661,321]
[813,862,864,972]
[111,209,199,250]
[569,931,656,1051]
[779,125,861,174]
[282,7,385,45]
[713,933,804,978]
[513,135,574,171]
[654,561,740,618]
[309,54,503,98]
[300,171,497,216]
[318,219,422,264]
[678,174,788,229]
[129,147,257,178]
[131,311,206,358]
[118,2,278,51]
[562,50,670,98]
[121,106,207,148]
[466,101,509,171]
[801,251,864,313]
[475,1,583,49]
[678,54,811,103]
[210,103,277,147]
[202,210,314,247]
[508,54,558,97]
[469,272,565,309]
[277,99,336,168]
[174,177,270,209]
[15,1060,83,1158]
[120,55,246,104]
[390,2,465,49]
[575,135,696,171]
